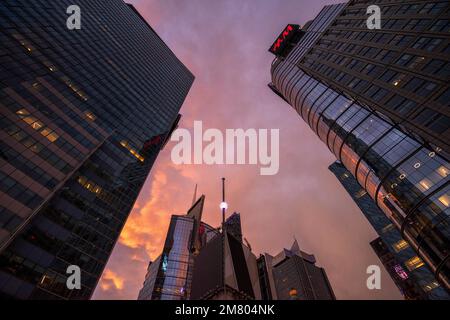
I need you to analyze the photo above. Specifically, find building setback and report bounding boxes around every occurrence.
[268,1,449,296]
[0,0,194,299]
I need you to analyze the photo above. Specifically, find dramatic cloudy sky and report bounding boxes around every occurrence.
[93,0,402,300]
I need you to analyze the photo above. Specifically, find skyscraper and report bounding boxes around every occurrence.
[370,237,427,300]
[137,196,219,300]
[269,1,449,294]
[0,1,194,299]
[190,213,262,300]
[330,160,445,299]
[258,240,335,300]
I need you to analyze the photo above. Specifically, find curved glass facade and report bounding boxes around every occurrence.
[271,60,449,291]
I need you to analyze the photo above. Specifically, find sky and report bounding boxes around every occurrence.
[92,0,402,300]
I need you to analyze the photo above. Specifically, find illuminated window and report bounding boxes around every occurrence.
[381,224,395,233]
[355,189,367,199]
[16,108,59,143]
[16,108,30,117]
[423,281,440,292]
[393,239,409,252]
[31,121,44,130]
[46,132,59,143]
[85,111,96,122]
[405,256,424,271]
[417,178,432,191]
[77,176,102,195]
[436,166,449,178]
[22,116,38,125]
[120,140,144,162]
[438,194,449,207]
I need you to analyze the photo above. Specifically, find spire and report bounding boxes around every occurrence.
[220,178,228,229]
[192,183,198,206]
[291,236,301,255]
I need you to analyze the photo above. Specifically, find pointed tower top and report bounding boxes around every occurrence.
[192,183,198,206]
[290,237,301,255]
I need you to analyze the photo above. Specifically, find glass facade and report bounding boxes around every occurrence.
[330,161,448,299]
[300,0,450,156]
[138,197,219,300]
[270,2,449,294]
[0,0,194,299]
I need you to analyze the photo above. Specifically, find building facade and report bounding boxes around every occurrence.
[330,161,446,299]
[269,1,449,294]
[190,213,262,300]
[370,237,429,299]
[0,0,194,299]
[258,240,335,300]
[137,196,219,300]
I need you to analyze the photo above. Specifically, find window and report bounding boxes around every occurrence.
[423,281,440,292]
[404,77,425,92]
[428,115,449,134]
[390,35,413,47]
[413,37,443,51]
[393,239,409,252]
[396,54,413,66]
[414,109,449,134]
[436,88,450,105]
[380,70,397,82]
[422,59,446,74]
[430,19,450,32]
[417,82,438,97]
[408,56,426,69]
[405,256,424,271]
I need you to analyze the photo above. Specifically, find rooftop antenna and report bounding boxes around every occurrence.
[192,183,198,206]
[219,177,227,231]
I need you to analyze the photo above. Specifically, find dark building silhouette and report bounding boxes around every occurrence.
[0,1,193,299]
[268,1,449,295]
[190,214,261,300]
[137,196,219,300]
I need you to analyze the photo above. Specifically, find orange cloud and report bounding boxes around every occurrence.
[100,269,125,291]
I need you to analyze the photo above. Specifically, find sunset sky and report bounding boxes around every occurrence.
[92,0,402,300]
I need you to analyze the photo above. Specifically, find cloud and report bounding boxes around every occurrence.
[100,269,125,291]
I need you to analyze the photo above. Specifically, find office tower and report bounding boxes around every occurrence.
[330,161,446,299]
[190,214,262,300]
[268,1,449,294]
[370,237,427,300]
[137,196,219,300]
[224,212,243,243]
[258,240,335,300]
[0,1,194,299]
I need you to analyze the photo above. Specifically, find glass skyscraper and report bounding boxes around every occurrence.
[0,0,194,299]
[137,196,219,300]
[269,1,449,296]
[330,161,446,299]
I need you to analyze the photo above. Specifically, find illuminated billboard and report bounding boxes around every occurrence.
[269,24,302,57]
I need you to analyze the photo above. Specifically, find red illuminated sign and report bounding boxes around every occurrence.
[269,24,300,56]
